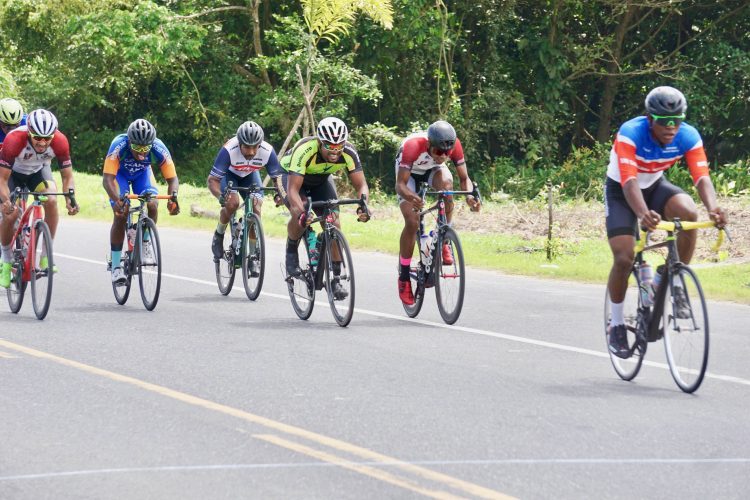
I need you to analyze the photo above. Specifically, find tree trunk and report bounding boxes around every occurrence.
[251,0,271,86]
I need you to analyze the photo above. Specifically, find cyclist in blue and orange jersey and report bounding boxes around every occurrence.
[280,117,370,293]
[207,121,283,265]
[605,86,728,358]
[0,98,27,148]
[0,109,79,287]
[394,120,480,305]
[103,119,179,284]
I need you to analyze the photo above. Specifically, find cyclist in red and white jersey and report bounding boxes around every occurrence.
[0,109,79,287]
[395,120,480,305]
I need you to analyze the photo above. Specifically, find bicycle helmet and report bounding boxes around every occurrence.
[317,117,348,144]
[427,120,456,150]
[0,98,23,125]
[27,109,58,137]
[237,121,264,146]
[645,86,687,116]
[127,118,156,145]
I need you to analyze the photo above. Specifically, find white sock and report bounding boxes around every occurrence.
[610,301,625,326]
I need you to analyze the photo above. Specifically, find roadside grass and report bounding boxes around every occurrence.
[61,172,750,304]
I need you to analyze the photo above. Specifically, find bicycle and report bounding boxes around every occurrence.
[402,182,480,325]
[284,195,369,327]
[108,192,177,311]
[214,181,278,300]
[604,219,727,393]
[6,187,77,320]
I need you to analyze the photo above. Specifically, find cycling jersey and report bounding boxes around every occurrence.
[0,126,72,175]
[281,137,362,177]
[0,114,27,144]
[607,116,709,189]
[396,132,465,175]
[209,137,282,179]
[103,134,176,180]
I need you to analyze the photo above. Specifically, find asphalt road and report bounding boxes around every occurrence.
[1,218,749,499]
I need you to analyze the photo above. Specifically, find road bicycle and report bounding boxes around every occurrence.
[6,187,77,320]
[402,182,480,325]
[215,182,278,300]
[108,192,177,311]
[604,219,727,393]
[285,195,369,327]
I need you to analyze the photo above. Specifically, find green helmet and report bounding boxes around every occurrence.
[0,98,24,125]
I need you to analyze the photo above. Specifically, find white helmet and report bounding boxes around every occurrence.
[317,117,348,144]
[27,109,58,137]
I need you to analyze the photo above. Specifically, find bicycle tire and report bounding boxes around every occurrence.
[242,214,265,301]
[215,221,236,296]
[662,265,709,393]
[402,242,425,318]
[7,236,26,314]
[287,235,315,320]
[137,218,162,311]
[323,226,355,327]
[112,250,133,305]
[604,269,646,381]
[30,220,53,320]
[434,227,465,324]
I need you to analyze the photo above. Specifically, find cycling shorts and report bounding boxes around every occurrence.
[604,176,685,238]
[9,165,55,193]
[221,169,262,201]
[109,167,158,207]
[280,172,338,215]
[396,165,452,203]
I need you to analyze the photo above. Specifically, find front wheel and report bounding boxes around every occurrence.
[323,227,355,327]
[242,214,265,301]
[287,236,315,320]
[137,218,162,311]
[215,222,236,296]
[112,251,133,305]
[604,269,646,381]
[434,227,465,324]
[30,221,54,320]
[663,265,709,393]
[7,236,26,314]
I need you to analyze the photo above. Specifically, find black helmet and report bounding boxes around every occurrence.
[645,86,687,116]
[427,120,456,150]
[237,121,264,146]
[127,119,156,145]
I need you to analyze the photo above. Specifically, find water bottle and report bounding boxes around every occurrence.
[307,230,319,265]
[127,227,136,252]
[420,230,435,267]
[639,261,654,307]
[650,266,663,303]
[233,220,242,255]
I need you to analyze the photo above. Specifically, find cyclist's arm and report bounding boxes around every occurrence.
[349,170,369,202]
[0,166,12,213]
[286,174,305,219]
[59,166,78,215]
[622,177,660,230]
[207,174,223,200]
[695,177,727,227]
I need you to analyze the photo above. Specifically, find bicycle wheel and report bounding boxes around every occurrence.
[242,214,265,301]
[30,220,53,320]
[402,246,425,318]
[112,250,133,305]
[215,224,236,296]
[287,236,315,320]
[323,227,355,327]
[137,218,162,311]
[604,269,646,381]
[662,265,709,393]
[7,237,26,313]
[434,227,465,324]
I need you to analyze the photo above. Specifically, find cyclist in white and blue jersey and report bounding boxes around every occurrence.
[0,98,26,147]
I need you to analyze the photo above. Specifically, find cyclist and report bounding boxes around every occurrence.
[280,117,370,298]
[606,86,727,358]
[103,119,179,284]
[395,120,480,305]
[0,109,79,287]
[207,121,282,272]
[0,98,26,148]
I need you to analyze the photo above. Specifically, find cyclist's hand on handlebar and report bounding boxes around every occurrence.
[167,194,180,216]
[639,210,661,231]
[66,197,80,216]
[467,195,481,212]
[409,194,424,211]
[297,212,309,228]
[273,193,284,207]
[709,206,727,229]
[113,198,127,216]
[356,206,370,222]
[218,195,226,208]
[1,199,15,216]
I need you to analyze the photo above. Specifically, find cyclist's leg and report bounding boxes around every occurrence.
[249,171,263,221]
[653,178,698,264]
[136,168,159,223]
[109,171,131,271]
[212,172,242,259]
[396,172,424,305]
[282,172,306,274]
[428,165,453,220]
[0,172,22,287]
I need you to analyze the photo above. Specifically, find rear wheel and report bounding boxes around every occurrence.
[242,214,265,301]
[663,265,709,393]
[287,237,315,320]
[604,269,646,381]
[30,221,53,320]
[137,218,162,311]
[323,227,355,327]
[7,236,26,314]
[434,228,465,324]
[215,222,236,296]
[112,250,133,305]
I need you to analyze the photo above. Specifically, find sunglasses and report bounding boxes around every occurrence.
[651,114,684,127]
[432,146,452,156]
[321,141,345,153]
[131,144,152,154]
[30,133,54,142]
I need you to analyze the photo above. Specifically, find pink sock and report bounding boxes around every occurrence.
[399,256,411,266]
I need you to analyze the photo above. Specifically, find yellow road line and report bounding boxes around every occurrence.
[0,350,19,358]
[254,434,465,499]
[0,339,514,500]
